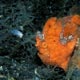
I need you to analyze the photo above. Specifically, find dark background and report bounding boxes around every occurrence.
[0,0,80,80]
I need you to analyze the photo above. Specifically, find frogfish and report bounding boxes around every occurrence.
[35,15,80,71]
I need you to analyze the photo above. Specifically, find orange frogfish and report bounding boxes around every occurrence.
[35,15,80,71]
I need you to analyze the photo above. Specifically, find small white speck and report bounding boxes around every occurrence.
[19,26,24,31]
[0,15,3,18]
[0,66,3,71]
[68,35,73,40]
[36,31,44,40]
